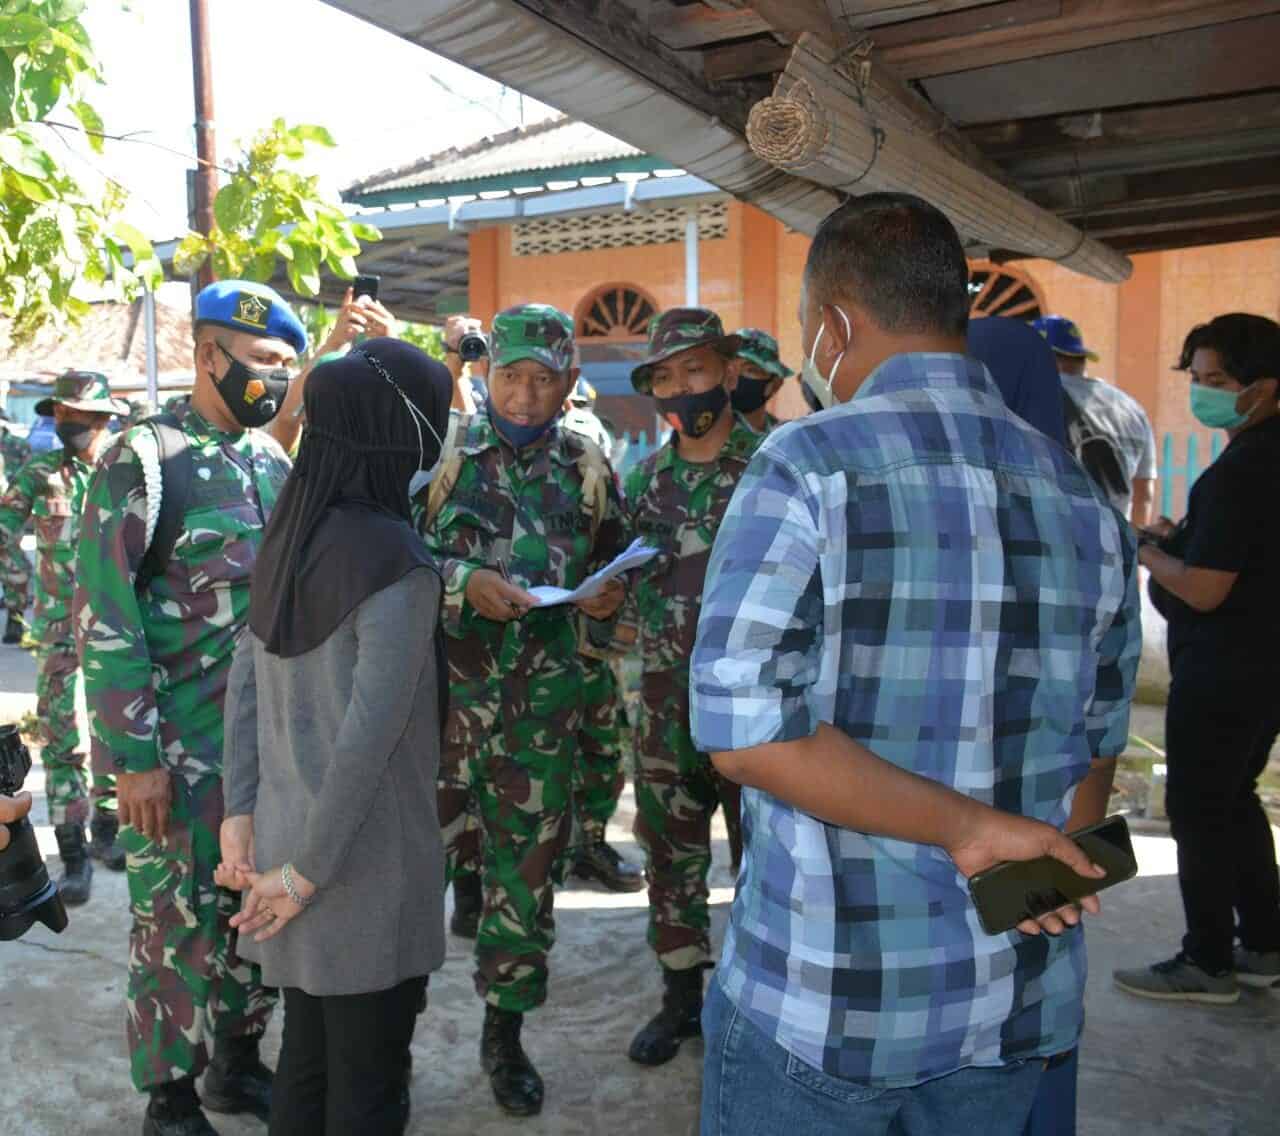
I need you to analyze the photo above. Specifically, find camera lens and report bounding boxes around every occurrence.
[0,724,68,940]
[458,332,489,363]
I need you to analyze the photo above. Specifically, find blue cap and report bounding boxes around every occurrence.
[1031,315,1098,361]
[194,280,308,355]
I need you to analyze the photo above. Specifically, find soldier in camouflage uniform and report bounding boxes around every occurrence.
[416,304,628,1118]
[0,372,131,905]
[74,280,306,1136]
[0,413,33,643]
[561,379,644,894]
[622,308,762,1067]
[732,327,794,434]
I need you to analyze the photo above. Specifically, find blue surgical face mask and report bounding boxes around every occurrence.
[490,407,557,450]
[799,306,851,411]
[1190,383,1250,431]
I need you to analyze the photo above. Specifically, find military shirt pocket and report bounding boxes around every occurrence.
[436,497,502,561]
[173,501,263,587]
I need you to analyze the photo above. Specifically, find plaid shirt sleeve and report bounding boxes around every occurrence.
[692,446,825,753]
[1086,524,1142,758]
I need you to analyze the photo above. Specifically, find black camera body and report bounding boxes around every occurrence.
[0,724,68,941]
[457,331,489,363]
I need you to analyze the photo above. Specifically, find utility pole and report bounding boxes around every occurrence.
[189,0,216,292]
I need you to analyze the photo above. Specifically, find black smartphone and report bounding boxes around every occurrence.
[352,274,380,302]
[968,814,1137,936]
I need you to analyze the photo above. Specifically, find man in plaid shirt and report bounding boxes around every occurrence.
[691,193,1141,1136]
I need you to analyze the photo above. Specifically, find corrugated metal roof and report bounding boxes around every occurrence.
[346,115,645,198]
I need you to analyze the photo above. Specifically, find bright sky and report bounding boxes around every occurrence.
[67,0,556,241]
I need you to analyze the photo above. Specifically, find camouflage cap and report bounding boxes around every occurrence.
[631,307,742,393]
[35,370,130,417]
[490,304,576,373]
[734,328,794,380]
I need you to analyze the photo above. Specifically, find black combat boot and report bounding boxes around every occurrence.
[628,966,704,1066]
[89,808,127,871]
[3,611,25,645]
[450,873,483,939]
[572,835,645,893]
[143,1077,220,1136]
[480,1005,543,1117]
[201,1034,272,1122]
[53,823,93,906]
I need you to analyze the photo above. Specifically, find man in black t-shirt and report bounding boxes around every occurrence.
[1115,313,1280,1003]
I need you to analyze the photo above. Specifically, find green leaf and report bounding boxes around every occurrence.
[213,181,247,232]
[0,130,50,177]
[113,220,154,265]
[69,98,102,152]
[0,15,48,48]
[290,243,320,295]
[349,220,382,243]
[5,168,53,202]
[248,251,276,282]
[290,123,336,148]
[172,232,209,278]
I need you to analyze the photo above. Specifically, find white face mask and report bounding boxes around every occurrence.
[800,306,851,411]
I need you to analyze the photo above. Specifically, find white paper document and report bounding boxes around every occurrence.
[526,538,659,607]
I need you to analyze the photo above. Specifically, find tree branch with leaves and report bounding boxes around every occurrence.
[0,0,161,345]
[173,118,381,298]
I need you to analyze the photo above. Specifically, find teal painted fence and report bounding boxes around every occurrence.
[1159,431,1223,517]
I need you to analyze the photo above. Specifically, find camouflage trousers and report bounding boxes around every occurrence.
[572,657,627,842]
[0,540,29,615]
[438,692,579,1014]
[123,772,277,1091]
[634,670,740,972]
[36,641,114,826]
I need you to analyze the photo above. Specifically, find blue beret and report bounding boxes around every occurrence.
[194,280,308,355]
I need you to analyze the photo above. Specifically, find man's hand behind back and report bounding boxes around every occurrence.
[947,808,1106,937]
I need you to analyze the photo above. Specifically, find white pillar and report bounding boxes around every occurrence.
[684,210,699,307]
[143,289,159,407]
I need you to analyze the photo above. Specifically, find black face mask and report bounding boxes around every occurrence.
[55,421,94,453]
[214,344,290,428]
[731,375,773,414]
[655,385,729,439]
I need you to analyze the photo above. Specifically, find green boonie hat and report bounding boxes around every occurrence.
[631,307,742,393]
[735,328,793,380]
[737,327,793,381]
[35,370,130,418]
[490,304,575,373]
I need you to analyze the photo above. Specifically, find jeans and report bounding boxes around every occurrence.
[1165,668,1280,973]
[1022,1049,1078,1136]
[701,978,1044,1136]
[269,975,427,1136]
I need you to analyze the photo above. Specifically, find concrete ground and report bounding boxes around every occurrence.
[1,644,1277,1136]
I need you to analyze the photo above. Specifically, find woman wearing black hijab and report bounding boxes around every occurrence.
[218,338,453,1136]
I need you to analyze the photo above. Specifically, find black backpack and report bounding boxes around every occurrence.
[134,414,194,594]
[1062,391,1128,501]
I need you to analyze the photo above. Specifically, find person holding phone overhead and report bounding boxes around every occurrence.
[1115,314,1280,1002]
[691,194,1140,1136]
[219,339,454,1134]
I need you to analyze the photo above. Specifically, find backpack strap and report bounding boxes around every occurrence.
[134,414,194,594]
[421,414,465,532]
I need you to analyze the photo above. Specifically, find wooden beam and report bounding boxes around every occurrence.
[1102,216,1280,254]
[868,0,1061,48]
[833,1,995,28]
[966,91,1280,158]
[877,0,1280,80]
[920,15,1280,125]
[745,0,849,48]
[649,3,770,50]
[703,39,792,81]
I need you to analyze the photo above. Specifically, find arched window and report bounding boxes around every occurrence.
[576,283,659,340]
[967,261,1046,321]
